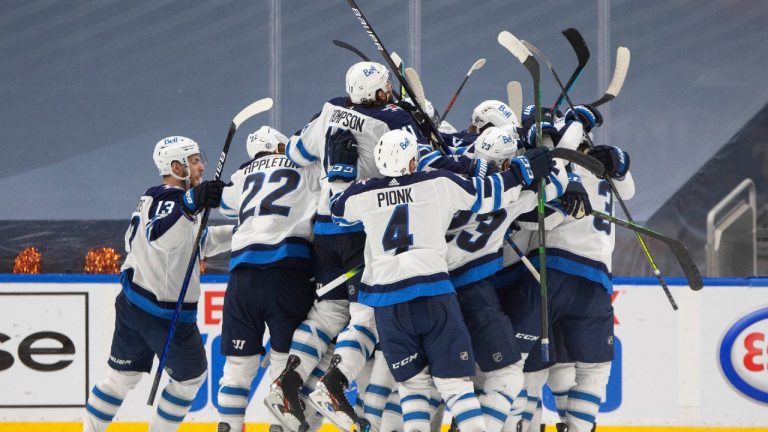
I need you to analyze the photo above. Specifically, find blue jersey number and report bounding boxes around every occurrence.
[125,215,140,252]
[450,209,508,252]
[593,180,613,235]
[239,169,300,224]
[382,204,413,254]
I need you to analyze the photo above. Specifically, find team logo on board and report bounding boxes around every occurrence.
[719,307,768,404]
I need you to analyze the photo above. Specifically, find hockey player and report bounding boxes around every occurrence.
[508,104,634,432]
[445,127,568,432]
[266,61,429,432]
[329,129,557,432]
[84,136,230,432]
[214,126,322,432]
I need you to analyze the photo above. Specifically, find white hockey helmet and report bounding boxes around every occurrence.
[153,136,200,178]
[346,62,391,104]
[246,125,288,159]
[472,100,519,131]
[474,127,518,165]
[375,129,419,177]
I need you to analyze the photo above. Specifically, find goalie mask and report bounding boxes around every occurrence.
[346,61,391,104]
[153,136,200,182]
[246,126,288,159]
[375,129,419,177]
[472,100,519,132]
[474,127,518,165]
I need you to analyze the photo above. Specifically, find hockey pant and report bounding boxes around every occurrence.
[85,366,205,432]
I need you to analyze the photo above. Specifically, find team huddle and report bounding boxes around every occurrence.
[83,59,633,432]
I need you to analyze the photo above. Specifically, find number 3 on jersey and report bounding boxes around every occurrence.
[382,204,413,254]
[593,180,613,234]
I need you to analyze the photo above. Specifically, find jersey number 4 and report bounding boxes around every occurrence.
[239,169,300,224]
[382,204,413,255]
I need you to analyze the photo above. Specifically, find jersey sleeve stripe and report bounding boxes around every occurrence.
[491,174,502,211]
[470,177,483,212]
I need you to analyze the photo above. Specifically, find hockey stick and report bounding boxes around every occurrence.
[147,98,273,405]
[587,46,630,107]
[522,40,680,310]
[439,58,487,123]
[504,232,540,282]
[333,39,370,61]
[391,51,407,102]
[346,0,446,150]
[507,81,523,123]
[592,211,703,290]
[552,28,590,113]
[550,148,604,177]
[316,264,365,298]
[497,30,550,362]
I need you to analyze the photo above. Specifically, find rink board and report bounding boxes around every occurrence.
[0,275,767,430]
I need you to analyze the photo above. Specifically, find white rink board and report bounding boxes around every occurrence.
[0,276,766,427]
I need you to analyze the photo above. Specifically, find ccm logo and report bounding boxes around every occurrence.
[719,307,768,403]
[392,353,418,369]
[0,331,75,372]
[515,332,539,341]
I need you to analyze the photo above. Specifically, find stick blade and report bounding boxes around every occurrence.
[561,27,590,65]
[550,148,604,177]
[471,58,487,71]
[391,51,403,68]
[404,67,427,105]
[605,46,630,98]
[507,81,523,122]
[497,31,531,64]
[233,98,273,128]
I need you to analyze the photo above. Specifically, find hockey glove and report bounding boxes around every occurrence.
[564,104,603,132]
[327,129,359,182]
[183,180,226,216]
[525,121,561,148]
[587,145,630,178]
[521,105,560,130]
[559,173,592,219]
[508,147,554,186]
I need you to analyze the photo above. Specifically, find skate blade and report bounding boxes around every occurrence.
[263,391,308,432]
[308,385,356,431]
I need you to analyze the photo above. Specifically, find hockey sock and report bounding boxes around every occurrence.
[503,388,527,432]
[479,361,524,432]
[519,369,548,432]
[363,351,396,429]
[334,303,378,382]
[217,355,262,431]
[289,300,349,381]
[399,369,434,432]
[435,376,485,432]
[381,390,404,432]
[303,344,335,430]
[428,388,445,432]
[84,367,142,432]
[150,371,206,432]
[548,362,576,423]
[566,362,610,432]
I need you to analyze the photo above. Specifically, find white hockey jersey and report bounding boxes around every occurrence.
[329,169,528,307]
[285,97,425,236]
[219,154,323,271]
[120,184,232,322]
[446,160,569,288]
[517,166,635,292]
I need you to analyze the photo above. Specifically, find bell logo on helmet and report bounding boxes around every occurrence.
[362,65,378,77]
[498,104,512,118]
[399,137,410,150]
[164,137,179,144]
[502,134,513,144]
